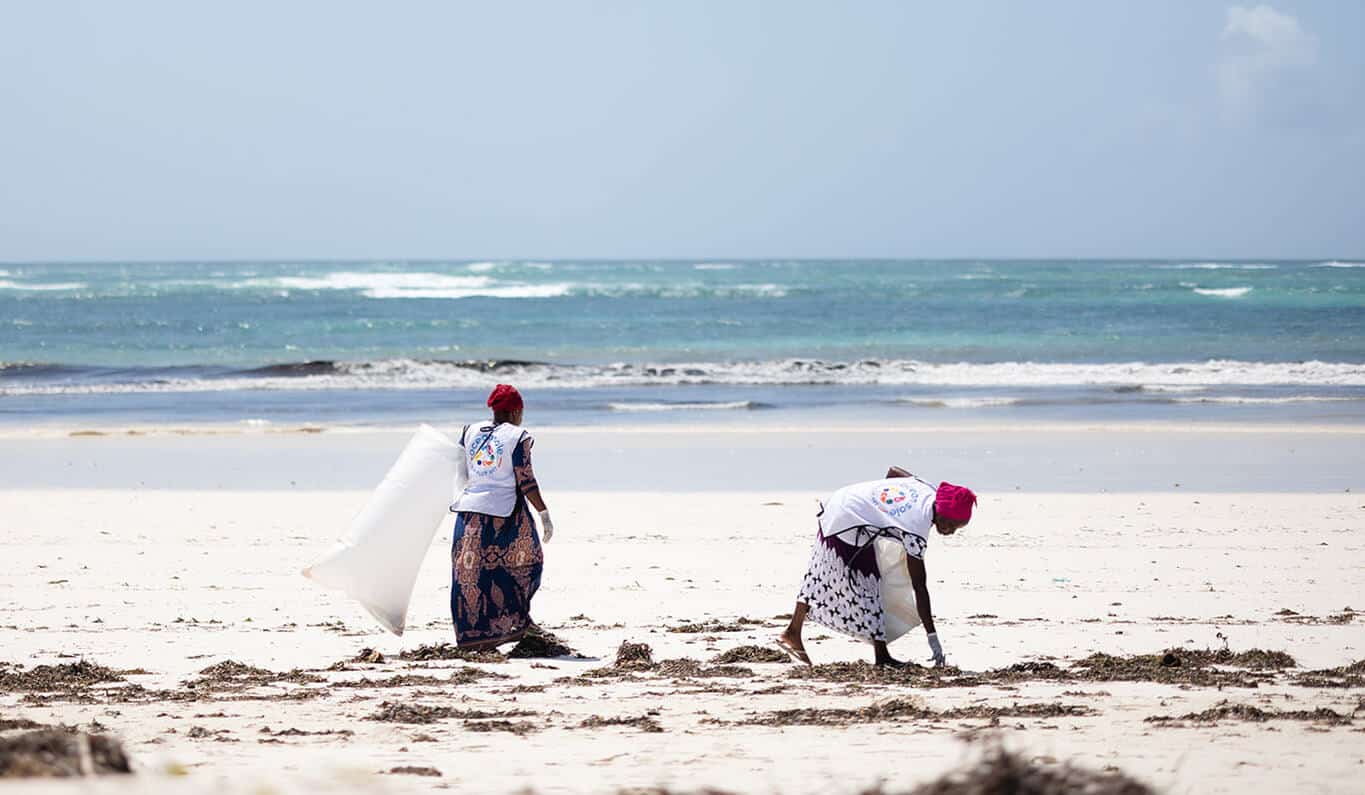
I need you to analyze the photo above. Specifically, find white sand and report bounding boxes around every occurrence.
[2,486,1362,793]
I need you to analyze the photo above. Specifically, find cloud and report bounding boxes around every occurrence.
[1215,5,1318,119]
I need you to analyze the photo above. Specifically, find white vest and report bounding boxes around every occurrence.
[451,422,528,518]
[819,477,936,560]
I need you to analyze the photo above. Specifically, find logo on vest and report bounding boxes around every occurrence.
[874,484,914,518]
[470,434,506,475]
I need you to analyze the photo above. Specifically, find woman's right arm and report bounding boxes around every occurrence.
[514,435,553,541]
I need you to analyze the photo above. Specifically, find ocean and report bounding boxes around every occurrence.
[2,259,1364,428]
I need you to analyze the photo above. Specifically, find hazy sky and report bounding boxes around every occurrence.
[2,1,1362,261]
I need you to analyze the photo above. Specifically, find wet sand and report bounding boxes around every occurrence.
[2,480,1362,792]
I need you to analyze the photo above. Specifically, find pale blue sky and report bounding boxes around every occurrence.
[2,1,1361,261]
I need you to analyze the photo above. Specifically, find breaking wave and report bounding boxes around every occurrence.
[239,271,573,299]
[606,400,768,412]
[897,397,1022,409]
[1157,263,1277,271]
[5,358,1365,396]
[1192,286,1253,298]
[0,280,89,291]
[1169,395,1358,405]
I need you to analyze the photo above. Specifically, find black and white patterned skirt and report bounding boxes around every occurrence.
[796,526,887,642]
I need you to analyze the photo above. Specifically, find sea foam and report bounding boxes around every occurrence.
[0,280,88,291]
[606,400,763,412]
[897,397,1022,409]
[1192,286,1253,298]
[6,358,1365,397]
[1158,263,1278,271]
[243,271,571,299]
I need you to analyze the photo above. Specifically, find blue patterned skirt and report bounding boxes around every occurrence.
[450,498,544,648]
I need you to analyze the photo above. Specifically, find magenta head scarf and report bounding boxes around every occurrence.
[935,482,977,523]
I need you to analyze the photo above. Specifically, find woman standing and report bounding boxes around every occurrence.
[449,384,556,650]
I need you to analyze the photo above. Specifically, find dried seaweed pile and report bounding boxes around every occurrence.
[1145,700,1353,727]
[327,674,450,689]
[741,698,1092,727]
[711,646,790,664]
[615,642,655,669]
[1292,659,1365,689]
[656,659,755,679]
[909,747,1154,795]
[1069,650,1283,688]
[368,700,537,725]
[578,714,664,733]
[787,661,967,687]
[0,728,132,778]
[508,626,582,659]
[787,647,1301,690]
[1275,607,1357,625]
[180,660,324,694]
[399,643,506,663]
[567,642,759,683]
[0,661,125,692]
[667,618,766,634]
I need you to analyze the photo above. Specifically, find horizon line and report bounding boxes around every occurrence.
[4,255,1362,266]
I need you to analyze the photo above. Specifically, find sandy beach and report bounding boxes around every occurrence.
[7,2,1365,790]
[2,425,1362,793]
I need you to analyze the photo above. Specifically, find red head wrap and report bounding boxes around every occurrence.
[487,384,523,414]
[935,481,977,524]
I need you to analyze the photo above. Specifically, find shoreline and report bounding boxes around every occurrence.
[4,422,1362,493]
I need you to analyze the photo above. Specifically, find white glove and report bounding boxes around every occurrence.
[926,632,946,667]
[538,509,554,543]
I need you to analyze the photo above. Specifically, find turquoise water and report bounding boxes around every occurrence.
[2,259,1363,425]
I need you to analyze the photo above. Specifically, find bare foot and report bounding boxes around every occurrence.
[775,635,812,666]
[874,655,909,669]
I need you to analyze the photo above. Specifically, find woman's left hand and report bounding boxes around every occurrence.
[538,509,555,543]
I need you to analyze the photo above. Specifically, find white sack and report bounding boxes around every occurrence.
[302,424,458,635]
[875,537,922,643]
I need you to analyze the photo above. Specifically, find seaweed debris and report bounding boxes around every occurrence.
[1276,607,1357,625]
[741,698,1092,727]
[787,661,964,687]
[1146,700,1353,726]
[463,720,538,735]
[1070,649,1288,687]
[568,654,755,683]
[659,659,755,679]
[508,626,581,659]
[578,715,664,733]
[399,643,506,663]
[353,648,385,664]
[711,646,790,665]
[615,642,655,669]
[0,661,125,692]
[787,648,1297,690]
[0,729,133,778]
[667,620,750,634]
[178,661,324,695]
[328,674,449,689]
[1291,659,1365,689]
[258,726,354,738]
[388,766,441,776]
[909,746,1153,795]
[368,701,536,725]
